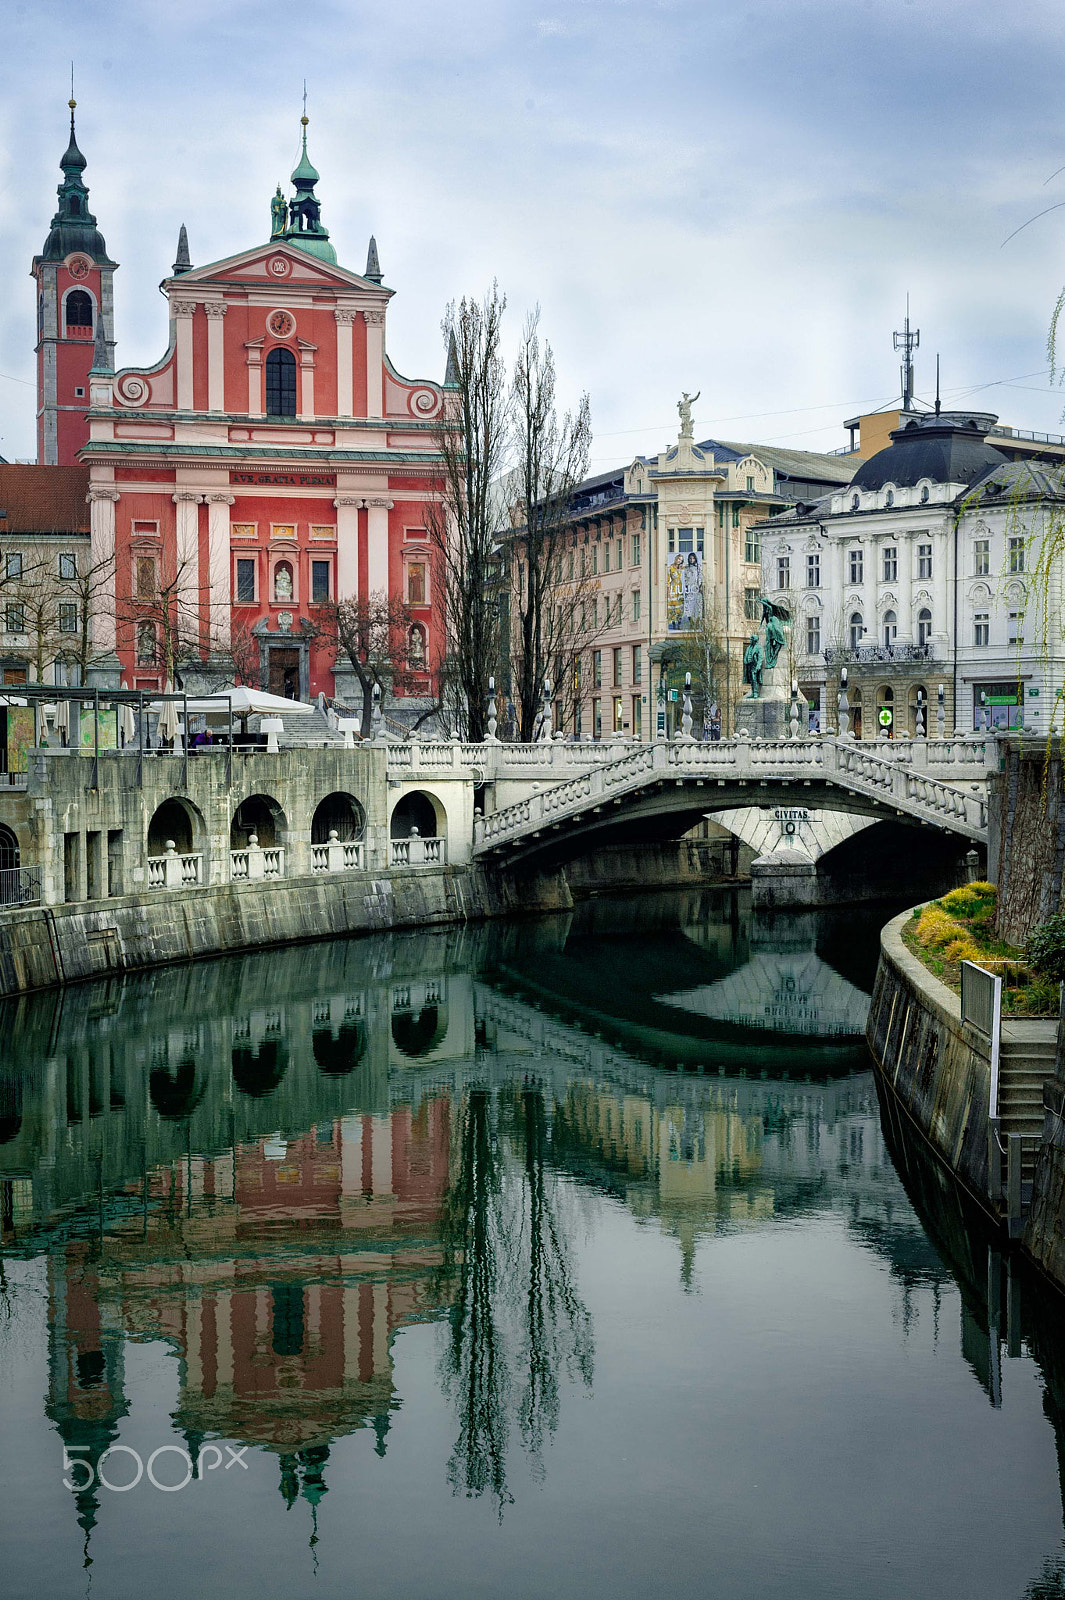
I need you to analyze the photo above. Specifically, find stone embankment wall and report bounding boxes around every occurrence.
[0,864,571,1001]
[866,908,993,1204]
[988,735,1065,944]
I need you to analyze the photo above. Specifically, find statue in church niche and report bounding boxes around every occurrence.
[743,634,765,700]
[270,186,287,238]
[678,390,700,436]
[760,597,790,671]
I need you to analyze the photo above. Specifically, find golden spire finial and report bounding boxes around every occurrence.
[301,80,308,127]
[69,61,76,112]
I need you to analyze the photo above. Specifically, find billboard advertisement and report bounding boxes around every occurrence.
[666,551,703,632]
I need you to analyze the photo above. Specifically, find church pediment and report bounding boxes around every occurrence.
[168,241,389,296]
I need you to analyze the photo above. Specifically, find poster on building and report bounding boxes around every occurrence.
[4,706,35,773]
[667,551,704,632]
[79,706,118,751]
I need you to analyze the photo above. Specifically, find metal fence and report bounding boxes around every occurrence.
[0,864,42,907]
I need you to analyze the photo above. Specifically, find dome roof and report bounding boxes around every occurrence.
[850,411,1008,491]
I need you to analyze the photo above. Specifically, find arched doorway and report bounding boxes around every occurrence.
[389,791,442,839]
[0,824,20,905]
[231,793,286,849]
[876,685,895,738]
[311,792,365,844]
[147,797,200,856]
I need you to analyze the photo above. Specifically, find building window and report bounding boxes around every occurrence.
[613,647,623,688]
[973,681,1022,731]
[603,544,610,574]
[593,698,602,739]
[806,552,820,588]
[806,614,821,655]
[573,655,582,696]
[974,612,989,647]
[745,528,760,564]
[1008,611,1024,646]
[851,493,860,511]
[1009,536,1025,574]
[593,650,602,689]
[671,527,704,555]
[136,623,157,665]
[65,289,93,330]
[632,694,642,738]
[746,474,754,492]
[776,556,790,590]
[4,603,25,634]
[406,561,427,606]
[613,695,624,732]
[974,538,989,576]
[885,490,894,508]
[407,624,426,666]
[632,644,642,685]
[883,609,897,649]
[744,588,760,620]
[311,560,331,603]
[917,607,932,647]
[632,589,641,623]
[848,548,863,585]
[631,533,641,565]
[265,346,297,418]
[731,507,740,530]
[591,547,598,575]
[882,546,897,582]
[58,553,77,580]
[135,556,156,599]
[5,553,22,581]
[235,558,256,604]
[58,602,78,634]
[590,597,598,628]
[849,612,864,650]
[918,543,933,580]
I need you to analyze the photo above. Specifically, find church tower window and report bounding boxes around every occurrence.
[265,347,297,417]
[65,289,93,330]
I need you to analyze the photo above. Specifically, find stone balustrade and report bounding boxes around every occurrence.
[147,842,203,889]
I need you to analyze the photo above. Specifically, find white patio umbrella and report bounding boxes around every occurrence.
[156,682,182,747]
[53,697,70,744]
[117,681,136,747]
[180,686,316,716]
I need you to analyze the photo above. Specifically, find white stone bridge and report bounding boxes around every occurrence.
[459,736,991,868]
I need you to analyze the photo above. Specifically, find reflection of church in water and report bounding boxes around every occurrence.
[42,1100,453,1546]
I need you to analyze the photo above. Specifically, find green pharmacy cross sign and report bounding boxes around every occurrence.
[878,707,893,728]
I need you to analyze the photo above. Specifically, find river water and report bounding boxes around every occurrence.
[1,888,1064,1600]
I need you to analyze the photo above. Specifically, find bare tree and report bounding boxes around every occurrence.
[115,547,215,685]
[426,285,510,741]
[509,311,592,740]
[229,617,261,689]
[315,593,419,737]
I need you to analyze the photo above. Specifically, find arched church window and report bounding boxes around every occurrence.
[265,347,297,417]
[65,290,93,330]
[883,609,897,649]
[917,608,932,647]
[849,612,864,650]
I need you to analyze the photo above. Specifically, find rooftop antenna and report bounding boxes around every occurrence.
[893,295,920,413]
[935,353,941,416]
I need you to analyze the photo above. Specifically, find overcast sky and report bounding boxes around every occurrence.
[3,0,1065,468]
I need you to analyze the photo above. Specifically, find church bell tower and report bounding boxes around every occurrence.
[32,100,117,465]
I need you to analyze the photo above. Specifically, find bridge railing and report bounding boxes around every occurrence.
[474,735,988,850]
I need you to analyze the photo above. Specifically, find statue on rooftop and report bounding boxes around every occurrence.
[270,185,287,238]
[678,390,700,436]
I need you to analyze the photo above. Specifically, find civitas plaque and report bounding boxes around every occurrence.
[773,807,810,822]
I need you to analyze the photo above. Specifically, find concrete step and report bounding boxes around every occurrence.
[1000,1044,1058,1063]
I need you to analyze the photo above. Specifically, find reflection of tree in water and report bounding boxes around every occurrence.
[1026,1555,1065,1599]
[437,1087,593,1510]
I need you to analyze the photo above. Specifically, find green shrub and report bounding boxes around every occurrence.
[1027,914,1065,983]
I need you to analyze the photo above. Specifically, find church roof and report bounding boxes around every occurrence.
[37,105,115,266]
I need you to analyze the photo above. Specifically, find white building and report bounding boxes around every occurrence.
[755,410,1065,737]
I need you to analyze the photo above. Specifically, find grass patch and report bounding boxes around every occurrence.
[900,884,1058,1016]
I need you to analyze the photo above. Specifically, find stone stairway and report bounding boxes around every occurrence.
[998,1021,1056,1186]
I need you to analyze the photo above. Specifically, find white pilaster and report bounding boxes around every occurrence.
[298,340,317,422]
[244,339,264,418]
[205,302,227,411]
[366,499,392,596]
[172,299,196,411]
[335,310,355,418]
[88,486,120,654]
[173,491,203,654]
[896,532,913,643]
[364,308,385,418]
[206,494,234,650]
[334,495,361,600]
[933,524,949,640]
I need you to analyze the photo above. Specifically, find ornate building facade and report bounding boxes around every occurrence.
[33,106,449,703]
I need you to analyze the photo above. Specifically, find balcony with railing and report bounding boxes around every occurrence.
[823,642,935,668]
[0,864,42,907]
[311,832,365,873]
[147,843,203,890]
[390,832,446,868]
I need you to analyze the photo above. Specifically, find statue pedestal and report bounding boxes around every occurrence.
[735,665,807,740]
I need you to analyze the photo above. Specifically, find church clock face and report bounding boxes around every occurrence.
[66,254,92,280]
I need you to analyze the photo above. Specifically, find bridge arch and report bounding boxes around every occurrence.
[147,796,207,859]
[390,789,445,840]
